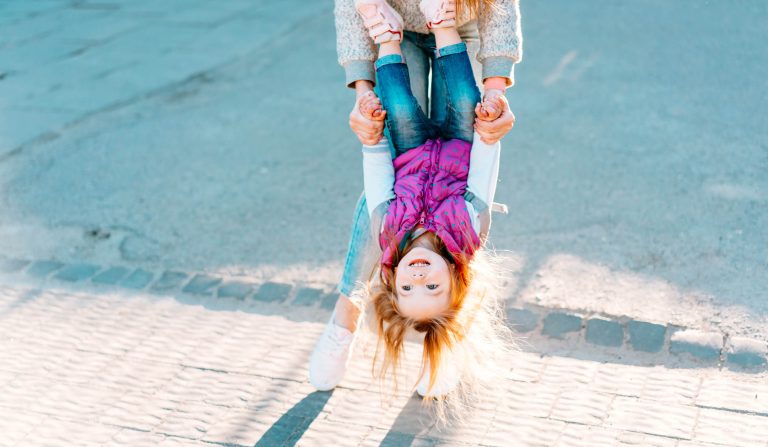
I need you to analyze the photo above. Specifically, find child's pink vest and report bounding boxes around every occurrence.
[380,138,482,267]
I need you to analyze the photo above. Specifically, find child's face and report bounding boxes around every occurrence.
[395,246,452,320]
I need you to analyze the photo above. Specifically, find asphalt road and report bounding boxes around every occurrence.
[0,0,766,337]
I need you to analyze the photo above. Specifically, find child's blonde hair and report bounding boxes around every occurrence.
[366,232,517,424]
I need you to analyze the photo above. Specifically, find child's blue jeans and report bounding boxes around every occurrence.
[337,40,480,296]
[375,42,480,154]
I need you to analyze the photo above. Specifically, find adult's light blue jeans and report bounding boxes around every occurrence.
[337,22,482,297]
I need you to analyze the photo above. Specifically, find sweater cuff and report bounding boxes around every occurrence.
[482,57,516,87]
[344,59,376,89]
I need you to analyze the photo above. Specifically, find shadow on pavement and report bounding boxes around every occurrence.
[255,390,333,447]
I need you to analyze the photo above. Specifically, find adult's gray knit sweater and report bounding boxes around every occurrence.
[334,0,523,88]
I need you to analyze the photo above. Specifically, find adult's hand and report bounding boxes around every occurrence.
[350,81,386,145]
[474,94,516,145]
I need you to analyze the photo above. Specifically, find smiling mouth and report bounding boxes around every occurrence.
[409,259,430,267]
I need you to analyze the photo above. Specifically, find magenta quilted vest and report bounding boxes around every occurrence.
[380,138,482,267]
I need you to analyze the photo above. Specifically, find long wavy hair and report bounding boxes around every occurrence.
[365,230,517,424]
[455,0,500,22]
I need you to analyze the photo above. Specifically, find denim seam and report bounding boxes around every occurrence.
[375,54,405,69]
[435,42,467,59]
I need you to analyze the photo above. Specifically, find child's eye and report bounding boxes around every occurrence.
[401,285,412,291]
[427,284,439,290]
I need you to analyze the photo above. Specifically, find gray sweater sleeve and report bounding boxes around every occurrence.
[334,0,376,88]
[477,0,524,86]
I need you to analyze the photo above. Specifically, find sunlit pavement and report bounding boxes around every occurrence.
[0,283,766,447]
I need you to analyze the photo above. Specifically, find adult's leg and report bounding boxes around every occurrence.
[333,192,370,331]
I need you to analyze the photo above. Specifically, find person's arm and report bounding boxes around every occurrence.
[477,0,523,88]
[335,0,377,88]
[362,137,395,218]
[466,132,501,208]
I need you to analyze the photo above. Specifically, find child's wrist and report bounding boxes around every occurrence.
[483,77,508,93]
[354,80,375,98]
[483,88,505,101]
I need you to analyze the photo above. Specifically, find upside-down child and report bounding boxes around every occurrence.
[310,0,515,412]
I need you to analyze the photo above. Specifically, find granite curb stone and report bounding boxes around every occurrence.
[1,256,765,370]
[726,336,768,368]
[53,263,101,282]
[293,287,324,306]
[119,268,154,290]
[91,266,131,285]
[217,281,254,299]
[670,329,723,362]
[182,274,222,295]
[26,260,65,278]
[586,317,624,347]
[542,311,583,339]
[627,320,667,353]
[507,308,539,333]
[151,270,189,291]
[254,282,292,303]
[320,292,338,311]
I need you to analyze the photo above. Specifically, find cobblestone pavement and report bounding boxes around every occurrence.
[1,284,766,447]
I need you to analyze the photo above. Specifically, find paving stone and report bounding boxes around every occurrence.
[53,263,100,282]
[549,389,613,425]
[25,260,65,278]
[616,431,679,446]
[506,308,539,333]
[697,375,768,415]
[640,368,700,405]
[556,424,622,447]
[293,287,324,306]
[591,362,646,397]
[607,396,698,439]
[0,258,30,273]
[585,317,624,347]
[538,356,599,390]
[181,274,222,295]
[91,266,131,285]
[253,282,292,303]
[217,280,254,299]
[484,412,566,446]
[118,268,154,290]
[542,312,583,339]
[627,320,667,353]
[670,329,723,362]
[725,336,768,368]
[693,407,768,447]
[150,270,189,291]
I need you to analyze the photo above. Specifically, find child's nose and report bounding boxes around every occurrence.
[411,271,426,280]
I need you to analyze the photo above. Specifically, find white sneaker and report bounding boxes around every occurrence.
[415,353,463,397]
[355,0,404,44]
[308,311,358,391]
[419,0,456,29]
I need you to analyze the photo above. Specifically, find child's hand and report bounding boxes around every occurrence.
[475,89,505,122]
[350,90,386,145]
[474,94,515,144]
[357,91,386,121]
